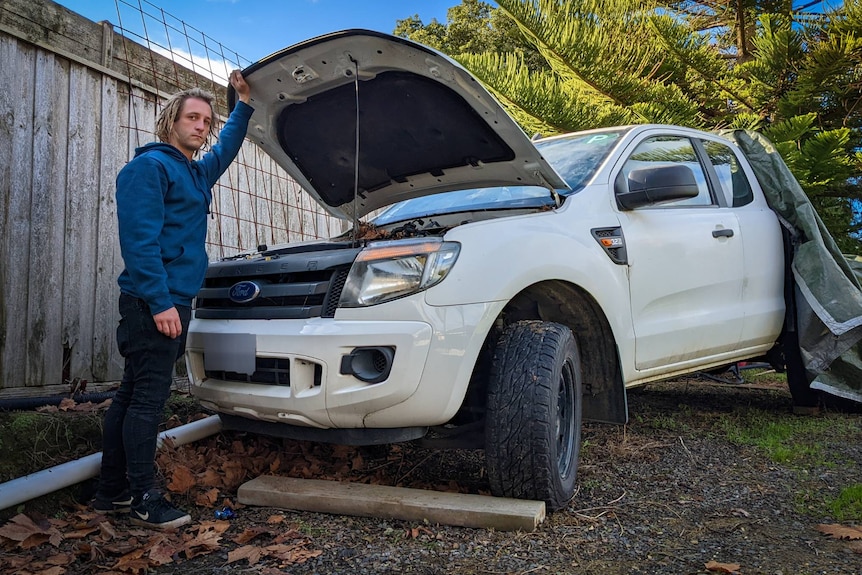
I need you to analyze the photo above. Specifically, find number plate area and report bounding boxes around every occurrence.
[201,333,256,376]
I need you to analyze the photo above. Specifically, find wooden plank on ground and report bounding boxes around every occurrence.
[238,475,545,532]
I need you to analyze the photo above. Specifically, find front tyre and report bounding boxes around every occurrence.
[485,320,582,511]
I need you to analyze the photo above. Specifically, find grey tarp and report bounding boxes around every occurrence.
[725,130,862,404]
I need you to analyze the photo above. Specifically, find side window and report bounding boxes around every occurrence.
[701,140,754,207]
[619,136,712,207]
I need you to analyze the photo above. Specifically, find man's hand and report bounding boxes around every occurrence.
[153,307,182,339]
[230,69,251,104]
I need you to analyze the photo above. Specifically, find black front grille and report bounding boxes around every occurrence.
[195,246,360,320]
[206,357,323,387]
[206,357,291,385]
[322,269,349,318]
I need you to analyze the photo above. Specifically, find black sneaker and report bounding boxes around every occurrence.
[129,490,191,530]
[92,490,133,514]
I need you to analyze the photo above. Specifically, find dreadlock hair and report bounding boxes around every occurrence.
[155,87,217,154]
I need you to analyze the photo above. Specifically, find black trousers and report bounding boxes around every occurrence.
[97,293,190,499]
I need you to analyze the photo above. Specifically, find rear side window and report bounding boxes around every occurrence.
[701,140,754,207]
[619,136,713,207]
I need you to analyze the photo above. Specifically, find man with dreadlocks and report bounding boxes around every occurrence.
[92,70,253,529]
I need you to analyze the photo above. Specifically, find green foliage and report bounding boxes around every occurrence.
[649,13,747,118]
[497,0,703,125]
[737,16,806,111]
[0,411,103,482]
[164,392,203,420]
[8,411,43,434]
[392,15,447,51]
[829,483,862,521]
[395,0,862,252]
[718,407,854,465]
[394,0,546,69]
[455,52,634,133]
[637,412,684,432]
[297,520,328,537]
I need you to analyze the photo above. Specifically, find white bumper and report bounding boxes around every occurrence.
[186,296,503,429]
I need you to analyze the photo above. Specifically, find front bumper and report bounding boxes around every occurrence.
[186,298,503,429]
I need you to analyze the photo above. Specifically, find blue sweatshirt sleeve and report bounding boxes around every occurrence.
[116,155,175,315]
[198,100,254,187]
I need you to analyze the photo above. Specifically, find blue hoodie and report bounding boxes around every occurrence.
[116,100,254,315]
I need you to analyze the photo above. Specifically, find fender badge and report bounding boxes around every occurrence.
[228,281,261,303]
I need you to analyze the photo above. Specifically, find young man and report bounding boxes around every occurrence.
[92,70,253,529]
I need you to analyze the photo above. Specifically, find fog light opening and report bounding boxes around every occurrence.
[339,346,395,383]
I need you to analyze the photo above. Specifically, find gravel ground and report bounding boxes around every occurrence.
[3,376,861,574]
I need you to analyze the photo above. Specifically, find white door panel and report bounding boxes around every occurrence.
[623,209,745,369]
[737,207,786,347]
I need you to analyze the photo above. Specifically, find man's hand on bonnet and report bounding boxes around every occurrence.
[230,69,251,104]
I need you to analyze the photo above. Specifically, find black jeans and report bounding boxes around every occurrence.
[97,293,191,499]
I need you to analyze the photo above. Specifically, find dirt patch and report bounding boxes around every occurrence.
[1,375,861,574]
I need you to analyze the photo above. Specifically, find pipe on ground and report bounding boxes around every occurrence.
[0,414,222,511]
[0,391,117,412]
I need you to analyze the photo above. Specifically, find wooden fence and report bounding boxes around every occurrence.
[0,0,344,397]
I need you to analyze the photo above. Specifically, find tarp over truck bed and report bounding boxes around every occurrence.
[727,130,862,404]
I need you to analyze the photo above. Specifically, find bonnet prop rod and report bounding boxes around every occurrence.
[349,54,360,244]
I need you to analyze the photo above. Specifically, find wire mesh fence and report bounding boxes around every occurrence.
[107,0,343,258]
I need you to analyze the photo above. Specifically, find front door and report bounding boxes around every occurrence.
[616,134,746,370]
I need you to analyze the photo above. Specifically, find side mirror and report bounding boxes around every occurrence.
[615,164,700,210]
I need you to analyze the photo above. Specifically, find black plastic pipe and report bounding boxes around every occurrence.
[0,391,116,412]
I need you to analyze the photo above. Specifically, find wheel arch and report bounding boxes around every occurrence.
[464,279,628,425]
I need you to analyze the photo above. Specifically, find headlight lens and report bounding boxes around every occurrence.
[338,239,461,307]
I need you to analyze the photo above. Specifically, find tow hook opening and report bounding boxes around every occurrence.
[339,346,395,383]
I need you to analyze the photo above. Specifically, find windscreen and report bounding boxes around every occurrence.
[372,129,627,225]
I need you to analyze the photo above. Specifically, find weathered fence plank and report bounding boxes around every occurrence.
[27,49,69,389]
[91,75,122,383]
[63,64,102,382]
[0,35,14,389]
[0,37,36,391]
[0,0,105,67]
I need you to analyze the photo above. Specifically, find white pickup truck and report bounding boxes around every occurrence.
[186,30,821,510]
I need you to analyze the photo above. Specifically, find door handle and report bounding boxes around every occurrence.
[712,229,734,238]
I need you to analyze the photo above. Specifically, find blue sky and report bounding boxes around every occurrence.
[54,0,457,66]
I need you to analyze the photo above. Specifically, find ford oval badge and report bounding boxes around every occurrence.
[228,281,261,303]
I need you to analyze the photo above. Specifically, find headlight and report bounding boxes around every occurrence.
[338,239,461,307]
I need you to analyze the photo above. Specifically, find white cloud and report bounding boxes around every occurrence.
[152,45,235,86]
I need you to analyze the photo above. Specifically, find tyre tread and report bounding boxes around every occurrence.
[485,320,581,510]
